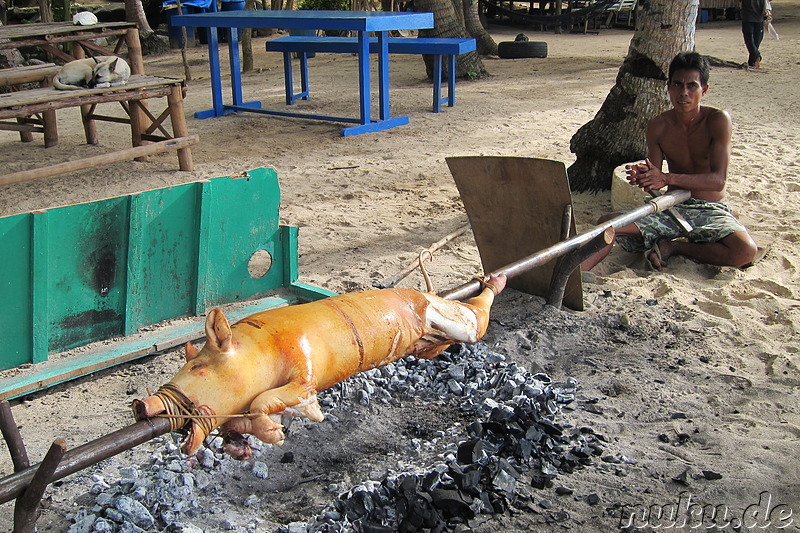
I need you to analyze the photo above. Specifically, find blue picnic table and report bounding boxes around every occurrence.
[169,10,435,136]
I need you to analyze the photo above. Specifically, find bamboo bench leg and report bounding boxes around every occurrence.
[81,103,98,145]
[168,85,194,171]
[16,118,33,143]
[43,110,58,147]
[129,99,147,162]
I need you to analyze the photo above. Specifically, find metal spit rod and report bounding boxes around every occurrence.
[440,188,691,301]
[0,417,172,505]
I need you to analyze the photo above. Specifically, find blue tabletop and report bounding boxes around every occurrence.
[170,10,434,31]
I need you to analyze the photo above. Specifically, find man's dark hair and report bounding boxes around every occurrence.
[668,51,710,86]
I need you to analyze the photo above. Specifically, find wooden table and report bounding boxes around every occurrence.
[0,21,144,74]
[0,23,195,185]
[170,10,435,136]
[0,21,147,148]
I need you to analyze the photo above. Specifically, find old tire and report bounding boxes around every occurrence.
[497,40,548,59]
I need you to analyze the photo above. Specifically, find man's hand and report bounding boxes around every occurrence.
[625,158,668,192]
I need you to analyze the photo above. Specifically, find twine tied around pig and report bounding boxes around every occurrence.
[146,383,262,436]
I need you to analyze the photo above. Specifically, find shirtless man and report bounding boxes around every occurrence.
[582,51,757,271]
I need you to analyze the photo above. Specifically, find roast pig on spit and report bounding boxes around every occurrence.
[133,273,507,460]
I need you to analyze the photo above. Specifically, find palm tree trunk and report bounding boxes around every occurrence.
[414,0,487,79]
[463,0,496,56]
[568,0,699,192]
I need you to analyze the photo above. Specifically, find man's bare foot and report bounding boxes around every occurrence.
[645,239,674,271]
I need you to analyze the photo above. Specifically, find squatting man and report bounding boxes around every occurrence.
[582,51,757,271]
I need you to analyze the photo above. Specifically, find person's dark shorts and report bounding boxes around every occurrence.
[616,198,748,253]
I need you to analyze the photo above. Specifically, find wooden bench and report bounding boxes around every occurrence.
[0,63,62,144]
[265,36,477,113]
[0,75,197,187]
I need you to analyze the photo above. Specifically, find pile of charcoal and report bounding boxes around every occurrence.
[286,345,615,533]
[66,341,619,533]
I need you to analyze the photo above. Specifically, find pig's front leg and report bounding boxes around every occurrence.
[225,381,324,446]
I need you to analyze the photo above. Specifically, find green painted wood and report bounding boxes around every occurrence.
[124,183,200,331]
[125,192,147,335]
[282,225,299,285]
[0,167,322,374]
[198,170,284,307]
[31,211,49,363]
[194,180,213,315]
[0,214,33,369]
[290,282,338,301]
[45,196,130,353]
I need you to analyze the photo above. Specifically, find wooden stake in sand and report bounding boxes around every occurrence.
[373,224,471,289]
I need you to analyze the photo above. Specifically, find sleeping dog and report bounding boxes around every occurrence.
[53,56,131,90]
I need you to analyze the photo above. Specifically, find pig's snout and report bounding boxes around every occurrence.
[131,395,166,421]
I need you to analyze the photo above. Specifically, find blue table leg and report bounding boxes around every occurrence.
[195,24,260,119]
[195,26,225,119]
[433,54,443,113]
[447,54,457,107]
[341,29,409,136]
[299,53,310,100]
[377,31,389,120]
[282,52,295,105]
[356,31,371,126]
[229,28,243,106]
[226,26,261,113]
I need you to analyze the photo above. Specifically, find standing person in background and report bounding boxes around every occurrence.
[741,0,772,68]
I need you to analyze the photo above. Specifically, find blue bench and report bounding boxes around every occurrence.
[265,36,476,113]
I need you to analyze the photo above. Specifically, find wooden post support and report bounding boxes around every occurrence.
[546,226,615,308]
[0,401,30,472]
[167,84,194,171]
[13,439,66,533]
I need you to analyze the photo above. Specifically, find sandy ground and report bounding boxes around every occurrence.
[0,2,799,531]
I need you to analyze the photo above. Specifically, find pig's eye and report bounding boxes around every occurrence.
[190,363,205,371]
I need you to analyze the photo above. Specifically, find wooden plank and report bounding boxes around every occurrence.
[447,156,583,311]
[0,214,34,369]
[0,22,135,47]
[0,76,182,114]
[283,225,300,285]
[0,64,59,88]
[290,282,337,301]
[0,136,198,188]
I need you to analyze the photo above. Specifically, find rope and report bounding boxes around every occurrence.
[150,383,216,437]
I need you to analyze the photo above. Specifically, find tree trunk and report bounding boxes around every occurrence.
[126,0,154,33]
[241,0,257,72]
[463,0,496,56]
[414,0,487,79]
[567,0,699,192]
[125,0,170,55]
[37,0,53,23]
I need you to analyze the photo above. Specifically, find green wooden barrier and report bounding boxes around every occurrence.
[0,168,334,397]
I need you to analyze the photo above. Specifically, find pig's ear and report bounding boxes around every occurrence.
[205,309,233,353]
[185,341,200,361]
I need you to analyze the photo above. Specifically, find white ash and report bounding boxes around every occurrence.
[66,340,620,532]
